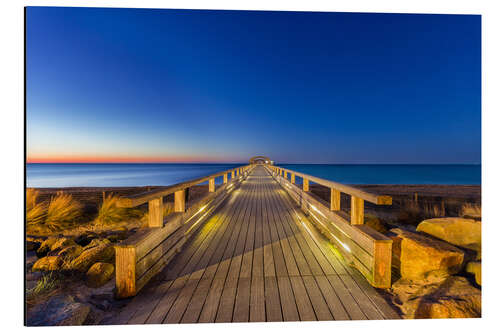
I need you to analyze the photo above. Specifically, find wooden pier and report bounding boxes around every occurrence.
[111,158,399,323]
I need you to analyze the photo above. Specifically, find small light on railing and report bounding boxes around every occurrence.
[184,204,208,224]
[304,210,352,253]
[310,205,326,218]
[185,209,211,235]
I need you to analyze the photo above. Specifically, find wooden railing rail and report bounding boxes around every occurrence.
[114,164,253,298]
[117,165,252,226]
[267,165,393,288]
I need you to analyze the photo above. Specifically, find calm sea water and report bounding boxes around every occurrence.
[26,163,481,188]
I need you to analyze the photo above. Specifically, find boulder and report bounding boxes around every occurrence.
[36,237,58,258]
[56,245,84,269]
[51,237,78,252]
[32,256,63,272]
[466,261,481,286]
[26,295,90,326]
[392,276,481,319]
[68,239,115,272]
[389,228,464,280]
[86,262,115,288]
[416,218,481,257]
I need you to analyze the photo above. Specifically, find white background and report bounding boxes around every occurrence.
[1,0,498,332]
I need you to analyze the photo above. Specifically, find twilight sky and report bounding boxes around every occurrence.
[26,7,481,164]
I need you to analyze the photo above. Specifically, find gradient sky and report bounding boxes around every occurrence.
[26,7,481,164]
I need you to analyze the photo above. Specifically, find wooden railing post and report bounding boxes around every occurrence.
[209,178,215,192]
[291,173,295,184]
[115,247,136,298]
[373,240,392,288]
[284,171,287,180]
[175,189,186,212]
[148,198,163,227]
[223,173,228,184]
[330,188,340,211]
[303,178,309,192]
[351,196,364,225]
[232,170,235,179]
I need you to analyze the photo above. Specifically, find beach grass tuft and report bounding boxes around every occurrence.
[26,189,48,226]
[96,194,130,225]
[461,202,481,219]
[45,192,83,231]
[397,200,446,226]
[95,193,144,226]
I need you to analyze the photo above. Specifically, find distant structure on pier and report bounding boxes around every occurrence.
[249,155,273,165]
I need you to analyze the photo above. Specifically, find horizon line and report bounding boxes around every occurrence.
[26,161,481,165]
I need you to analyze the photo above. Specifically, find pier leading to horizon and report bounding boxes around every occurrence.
[112,161,398,323]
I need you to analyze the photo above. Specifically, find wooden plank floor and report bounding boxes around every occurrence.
[112,166,400,324]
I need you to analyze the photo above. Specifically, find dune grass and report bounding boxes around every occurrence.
[94,194,143,226]
[26,189,48,227]
[461,202,481,219]
[44,192,83,231]
[397,200,446,226]
[26,272,61,308]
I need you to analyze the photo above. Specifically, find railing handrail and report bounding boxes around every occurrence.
[270,166,391,205]
[118,164,252,207]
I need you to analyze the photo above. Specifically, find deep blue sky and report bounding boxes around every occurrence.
[26,7,481,164]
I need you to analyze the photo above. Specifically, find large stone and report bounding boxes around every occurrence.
[416,218,481,257]
[68,239,115,272]
[56,245,85,269]
[36,237,58,258]
[466,261,481,286]
[50,237,78,252]
[389,228,464,280]
[32,256,63,271]
[392,276,481,319]
[27,295,90,326]
[86,262,115,288]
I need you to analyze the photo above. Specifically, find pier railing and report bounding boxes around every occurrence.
[114,164,253,298]
[267,165,393,288]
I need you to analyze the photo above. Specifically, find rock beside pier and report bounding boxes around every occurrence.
[69,239,115,272]
[392,276,481,319]
[32,255,63,271]
[389,228,464,280]
[416,218,481,258]
[86,262,114,288]
[27,295,90,326]
[466,261,482,286]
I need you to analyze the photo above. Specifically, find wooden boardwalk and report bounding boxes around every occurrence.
[111,166,399,324]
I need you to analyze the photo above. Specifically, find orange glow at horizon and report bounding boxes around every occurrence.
[27,154,243,164]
